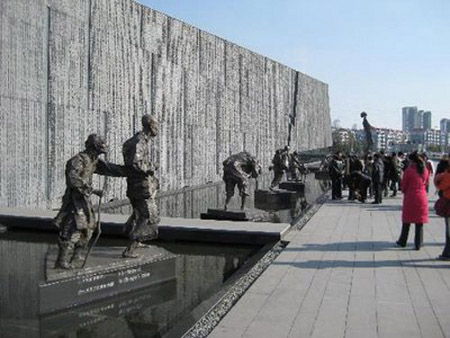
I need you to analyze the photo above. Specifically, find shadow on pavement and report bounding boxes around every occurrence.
[283,240,446,252]
[361,205,403,211]
[274,257,450,269]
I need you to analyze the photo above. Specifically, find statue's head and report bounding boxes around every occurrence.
[360,111,367,118]
[142,115,158,137]
[85,134,108,154]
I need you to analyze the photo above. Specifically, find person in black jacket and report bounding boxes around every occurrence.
[350,170,372,203]
[329,151,344,200]
[372,153,384,204]
[381,151,391,197]
[390,152,401,197]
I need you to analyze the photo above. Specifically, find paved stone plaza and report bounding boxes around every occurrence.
[210,191,450,338]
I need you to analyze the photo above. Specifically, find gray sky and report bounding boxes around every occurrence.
[140,0,450,130]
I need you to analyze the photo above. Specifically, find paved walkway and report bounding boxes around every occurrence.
[209,190,450,338]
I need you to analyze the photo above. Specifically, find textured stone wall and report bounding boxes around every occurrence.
[0,0,331,209]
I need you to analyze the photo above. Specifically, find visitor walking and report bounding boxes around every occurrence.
[329,151,344,200]
[371,153,384,204]
[422,153,434,193]
[396,152,430,250]
[390,152,401,197]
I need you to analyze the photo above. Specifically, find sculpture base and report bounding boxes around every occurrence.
[254,189,298,211]
[314,171,330,180]
[40,246,176,314]
[201,208,249,221]
[41,278,177,336]
[200,208,279,223]
[279,181,305,194]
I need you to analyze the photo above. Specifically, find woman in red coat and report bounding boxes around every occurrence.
[396,152,430,250]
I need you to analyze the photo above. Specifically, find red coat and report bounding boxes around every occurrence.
[401,165,430,224]
[435,171,450,199]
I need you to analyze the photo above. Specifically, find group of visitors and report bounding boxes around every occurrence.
[328,150,409,204]
[329,149,450,259]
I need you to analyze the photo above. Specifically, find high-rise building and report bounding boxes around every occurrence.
[402,107,416,131]
[441,118,450,133]
[422,111,432,130]
[402,106,423,131]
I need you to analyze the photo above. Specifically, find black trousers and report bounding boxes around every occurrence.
[442,217,450,258]
[397,223,423,249]
[373,182,382,203]
[359,183,368,202]
[331,178,342,199]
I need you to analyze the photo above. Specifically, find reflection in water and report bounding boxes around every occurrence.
[0,233,258,338]
[105,173,328,225]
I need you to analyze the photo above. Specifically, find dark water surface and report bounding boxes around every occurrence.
[0,232,259,338]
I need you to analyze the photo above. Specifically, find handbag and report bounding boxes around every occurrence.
[434,196,450,217]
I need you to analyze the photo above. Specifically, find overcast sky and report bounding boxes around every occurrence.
[139,0,450,130]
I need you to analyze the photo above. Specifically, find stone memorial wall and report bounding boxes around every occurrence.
[0,0,331,209]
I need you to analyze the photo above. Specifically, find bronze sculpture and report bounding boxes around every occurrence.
[122,115,160,258]
[288,150,309,181]
[361,111,374,153]
[269,146,290,189]
[222,152,261,210]
[53,134,128,269]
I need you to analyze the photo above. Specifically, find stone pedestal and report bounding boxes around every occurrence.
[40,246,176,314]
[254,189,297,211]
[201,208,249,221]
[315,171,330,180]
[41,279,176,335]
[279,181,305,194]
[200,208,280,223]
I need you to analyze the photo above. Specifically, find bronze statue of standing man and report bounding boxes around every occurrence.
[122,115,160,258]
[54,134,128,269]
[361,111,374,153]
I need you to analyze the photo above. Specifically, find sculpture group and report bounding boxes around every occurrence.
[54,115,160,269]
[54,113,308,269]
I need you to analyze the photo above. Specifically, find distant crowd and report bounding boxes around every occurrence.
[328,150,435,204]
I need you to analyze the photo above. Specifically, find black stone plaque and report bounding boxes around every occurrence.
[278,182,305,194]
[314,171,330,180]
[254,189,296,211]
[40,279,176,336]
[200,208,250,221]
[39,256,176,314]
